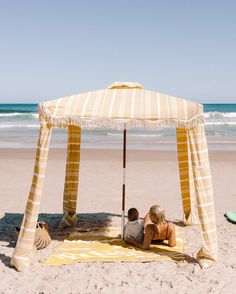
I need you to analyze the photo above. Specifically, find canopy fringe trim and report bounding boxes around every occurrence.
[39,105,204,130]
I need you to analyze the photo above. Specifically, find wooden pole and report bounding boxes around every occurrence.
[121,129,126,239]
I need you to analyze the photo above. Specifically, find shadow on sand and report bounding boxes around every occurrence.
[0,212,121,246]
[0,213,197,267]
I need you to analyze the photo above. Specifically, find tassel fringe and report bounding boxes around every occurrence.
[39,104,205,130]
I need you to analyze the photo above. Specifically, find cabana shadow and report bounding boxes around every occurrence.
[0,213,197,267]
[126,246,198,264]
[0,212,121,246]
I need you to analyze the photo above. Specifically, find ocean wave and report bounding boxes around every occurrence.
[1,111,235,120]
[204,112,236,119]
[0,111,236,128]
[0,122,235,129]
[107,132,163,137]
[206,122,236,126]
[0,124,39,128]
[0,112,38,118]
[208,141,236,144]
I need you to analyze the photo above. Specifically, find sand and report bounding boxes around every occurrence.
[0,148,236,293]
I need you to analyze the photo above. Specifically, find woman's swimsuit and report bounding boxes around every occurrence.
[143,221,172,248]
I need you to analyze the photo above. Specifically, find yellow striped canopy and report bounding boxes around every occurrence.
[11,82,217,271]
[39,81,204,129]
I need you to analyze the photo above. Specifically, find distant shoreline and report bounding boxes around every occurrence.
[1,103,236,150]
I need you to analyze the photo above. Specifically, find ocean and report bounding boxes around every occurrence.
[0,103,236,150]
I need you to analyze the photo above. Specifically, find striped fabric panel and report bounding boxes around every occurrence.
[61,126,81,227]
[176,129,198,225]
[40,87,203,122]
[188,124,218,267]
[11,123,52,271]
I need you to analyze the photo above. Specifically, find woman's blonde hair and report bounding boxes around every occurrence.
[149,205,166,224]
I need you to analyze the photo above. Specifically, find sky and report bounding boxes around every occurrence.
[0,0,235,103]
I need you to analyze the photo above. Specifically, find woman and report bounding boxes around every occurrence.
[126,205,176,249]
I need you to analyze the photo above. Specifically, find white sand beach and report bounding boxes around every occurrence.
[0,148,236,293]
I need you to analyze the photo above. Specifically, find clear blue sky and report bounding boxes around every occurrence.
[0,0,235,103]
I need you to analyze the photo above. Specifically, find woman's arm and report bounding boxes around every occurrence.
[168,223,176,247]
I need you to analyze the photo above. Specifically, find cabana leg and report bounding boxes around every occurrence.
[60,126,81,228]
[188,124,218,268]
[176,128,199,225]
[11,124,52,271]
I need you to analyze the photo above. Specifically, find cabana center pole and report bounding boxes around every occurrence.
[121,128,126,239]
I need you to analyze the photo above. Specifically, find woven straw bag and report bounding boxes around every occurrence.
[16,221,51,250]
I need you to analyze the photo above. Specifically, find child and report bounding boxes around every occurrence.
[124,208,144,243]
[126,205,176,249]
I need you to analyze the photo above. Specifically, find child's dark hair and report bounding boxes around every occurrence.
[128,208,139,221]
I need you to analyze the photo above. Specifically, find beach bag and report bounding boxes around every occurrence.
[16,221,51,250]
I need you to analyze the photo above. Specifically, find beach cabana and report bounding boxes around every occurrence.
[11,82,217,270]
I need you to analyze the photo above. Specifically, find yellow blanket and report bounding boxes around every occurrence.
[44,226,185,266]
